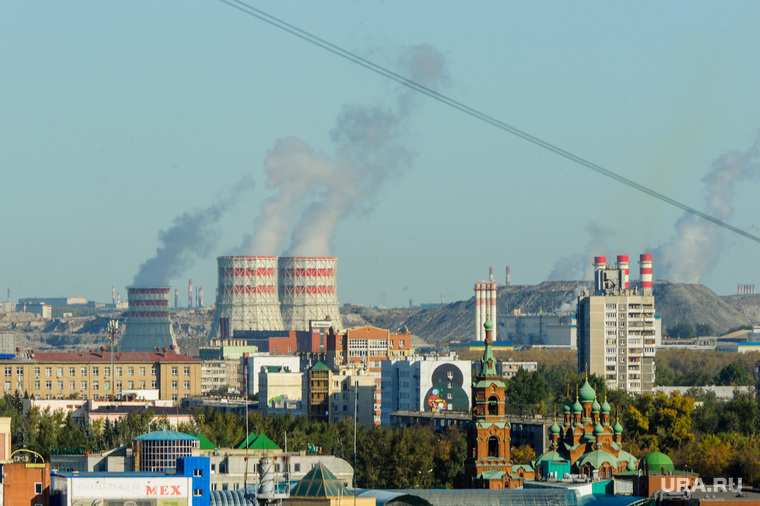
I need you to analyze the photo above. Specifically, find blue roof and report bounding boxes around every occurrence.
[133,430,198,442]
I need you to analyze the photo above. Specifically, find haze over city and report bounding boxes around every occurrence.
[3,2,760,308]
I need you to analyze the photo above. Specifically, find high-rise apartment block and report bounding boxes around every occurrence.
[577,254,657,394]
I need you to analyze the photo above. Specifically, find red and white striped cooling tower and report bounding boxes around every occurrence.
[278,257,342,331]
[639,254,653,294]
[616,255,630,290]
[210,256,285,338]
[474,280,498,341]
[122,287,178,352]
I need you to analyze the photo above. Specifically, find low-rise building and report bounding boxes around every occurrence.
[260,365,304,414]
[0,347,201,402]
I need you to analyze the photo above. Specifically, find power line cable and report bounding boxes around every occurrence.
[219,0,760,244]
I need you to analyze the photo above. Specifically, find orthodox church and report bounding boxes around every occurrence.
[533,379,638,479]
[456,317,637,489]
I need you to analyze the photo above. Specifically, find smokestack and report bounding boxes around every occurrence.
[506,266,511,287]
[122,287,179,352]
[188,279,193,309]
[117,292,120,305]
[112,285,116,306]
[210,256,285,339]
[175,289,179,308]
[199,286,204,308]
[279,256,342,331]
[474,282,482,341]
[593,256,607,295]
[639,254,653,295]
[489,267,494,283]
[616,255,630,290]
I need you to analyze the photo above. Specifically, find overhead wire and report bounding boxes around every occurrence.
[219,0,760,244]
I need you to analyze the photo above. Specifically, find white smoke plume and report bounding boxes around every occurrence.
[546,224,614,281]
[132,176,254,287]
[243,44,449,256]
[654,138,760,282]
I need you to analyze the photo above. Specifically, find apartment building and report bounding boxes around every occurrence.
[0,347,201,401]
[577,255,657,394]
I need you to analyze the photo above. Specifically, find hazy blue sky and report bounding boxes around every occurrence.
[3,2,760,309]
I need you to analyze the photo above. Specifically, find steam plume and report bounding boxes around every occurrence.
[547,224,614,281]
[132,177,254,286]
[654,138,760,282]
[244,44,449,256]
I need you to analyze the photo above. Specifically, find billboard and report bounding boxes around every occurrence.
[68,476,191,506]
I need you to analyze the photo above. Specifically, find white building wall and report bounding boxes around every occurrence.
[244,354,300,396]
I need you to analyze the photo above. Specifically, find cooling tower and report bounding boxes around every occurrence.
[121,287,178,352]
[210,256,285,339]
[279,256,342,331]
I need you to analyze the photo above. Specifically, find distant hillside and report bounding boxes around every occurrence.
[4,281,759,352]
[341,281,760,346]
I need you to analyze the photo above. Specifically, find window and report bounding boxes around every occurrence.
[128,381,134,389]
[151,381,157,389]
[57,381,63,390]
[184,381,190,390]
[35,482,42,495]
[116,381,122,391]
[34,367,40,378]
[128,367,134,377]
[194,489,203,497]
[69,381,75,390]
[172,381,178,390]
[488,396,499,415]
[104,367,111,378]
[4,367,11,378]
[193,468,203,477]
[184,366,190,376]
[104,381,110,391]
[488,436,499,457]
[45,367,52,377]
[92,366,99,377]
[295,463,301,472]
[81,367,87,377]
[140,367,146,377]
[140,381,146,389]
[57,367,63,377]
[93,381,99,390]
[34,381,40,390]
[69,367,75,377]
[81,381,87,391]
[172,367,178,377]
[4,382,9,391]
[116,367,122,377]
[16,367,23,376]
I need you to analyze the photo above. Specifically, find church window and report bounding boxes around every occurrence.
[488,436,499,457]
[488,396,498,415]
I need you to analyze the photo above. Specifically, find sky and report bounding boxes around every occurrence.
[3,2,760,309]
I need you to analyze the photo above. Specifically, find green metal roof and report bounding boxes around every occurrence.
[235,433,281,451]
[133,430,198,442]
[195,433,217,450]
[311,361,331,371]
[577,450,618,470]
[290,462,352,498]
[639,451,674,473]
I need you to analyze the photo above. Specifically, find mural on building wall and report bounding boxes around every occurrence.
[424,364,469,412]
[269,394,288,406]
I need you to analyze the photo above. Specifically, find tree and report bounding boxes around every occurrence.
[511,444,536,465]
[715,363,751,386]
[695,323,714,337]
[506,367,550,415]
[667,322,696,339]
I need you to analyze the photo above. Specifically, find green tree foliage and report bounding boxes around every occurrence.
[624,392,694,455]
[506,367,550,415]
[714,363,751,386]
[667,322,696,338]
[694,323,714,337]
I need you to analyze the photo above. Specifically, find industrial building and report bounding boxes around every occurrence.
[576,254,657,394]
[502,312,577,348]
[209,256,343,339]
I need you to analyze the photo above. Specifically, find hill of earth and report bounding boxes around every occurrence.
[1,281,759,351]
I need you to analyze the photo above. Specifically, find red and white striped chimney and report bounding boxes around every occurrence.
[616,255,630,290]
[639,254,653,294]
[594,256,607,271]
